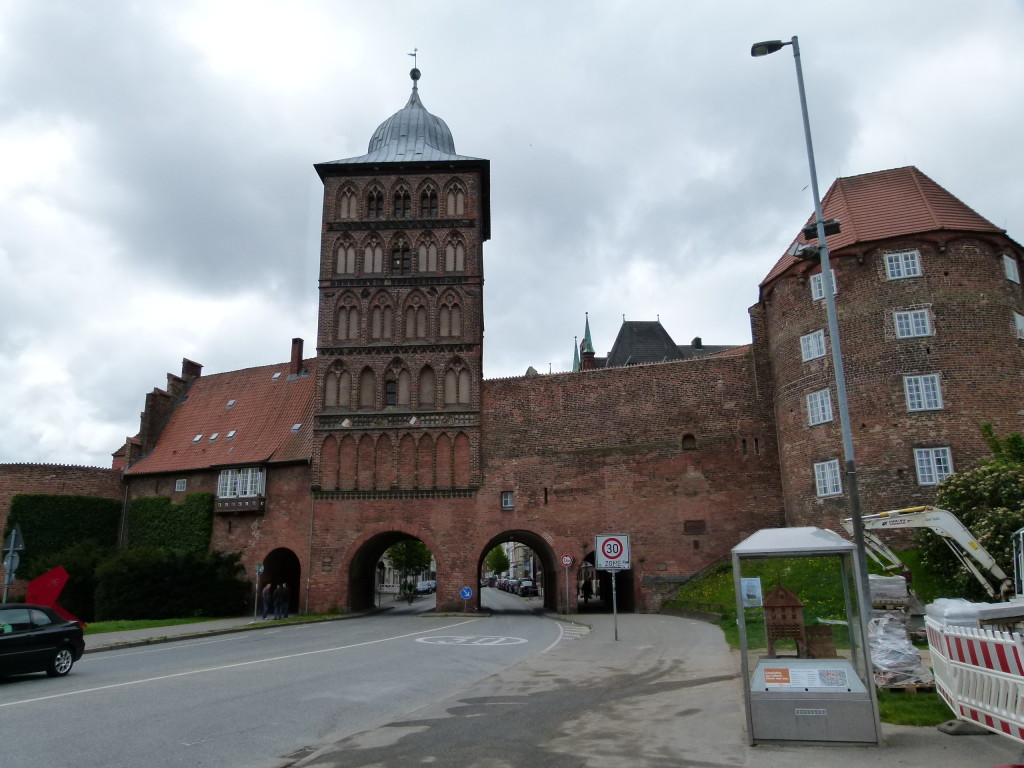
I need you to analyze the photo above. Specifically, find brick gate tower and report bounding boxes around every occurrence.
[311,67,490,500]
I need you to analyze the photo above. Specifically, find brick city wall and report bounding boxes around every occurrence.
[0,463,123,583]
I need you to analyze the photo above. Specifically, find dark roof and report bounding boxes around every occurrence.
[602,322,738,368]
[125,359,318,475]
[761,166,1008,288]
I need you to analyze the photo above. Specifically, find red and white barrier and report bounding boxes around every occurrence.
[926,616,1024,743]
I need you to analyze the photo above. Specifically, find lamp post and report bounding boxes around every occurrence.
[751,37,872,611]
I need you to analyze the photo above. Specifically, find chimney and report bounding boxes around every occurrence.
[181,358,203,381]
[290,338,303,376]
[692,337,703,349]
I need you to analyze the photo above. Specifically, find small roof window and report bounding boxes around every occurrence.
[271,372,282,381]
[192,434,203,444]
[226,400,236,409]
[226,430,237,440]
[209,433,219,441]
[291,423,302,433]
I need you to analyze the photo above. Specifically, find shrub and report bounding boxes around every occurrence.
[94,548,248,620]
[27,540,115,622]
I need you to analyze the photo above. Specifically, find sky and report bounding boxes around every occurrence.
[2,1,1024,468]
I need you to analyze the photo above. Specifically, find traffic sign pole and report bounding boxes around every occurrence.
[560,554,574,614]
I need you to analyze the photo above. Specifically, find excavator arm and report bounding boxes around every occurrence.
[842,506,1014,601]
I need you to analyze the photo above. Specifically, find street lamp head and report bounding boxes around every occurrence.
[751,39,789,57]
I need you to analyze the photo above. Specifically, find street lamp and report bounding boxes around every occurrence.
[751,37,872,610]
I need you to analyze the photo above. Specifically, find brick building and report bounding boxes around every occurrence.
[9,70,1023,614]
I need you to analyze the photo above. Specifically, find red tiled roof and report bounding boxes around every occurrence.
[760,166,1006,288]
[125,359,318,475]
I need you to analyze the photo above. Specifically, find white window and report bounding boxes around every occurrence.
[500,491,514,510]
[1004,254,1020,284]
[1016,312,1024,340]
[894,309,932,338]
[885,250,922,280]
[806,388,833,425]
[217,467,265,498]
[809,269,837,301]
[914,447,953,485]
[800,330,826,361]
[174,479,187,492]
[904,374,943,411]
[814,459,842,497]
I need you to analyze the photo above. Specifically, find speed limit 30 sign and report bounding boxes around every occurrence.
[595,534,630,570]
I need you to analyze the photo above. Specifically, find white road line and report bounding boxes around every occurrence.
[0,618,482,710]
[542,620,565,653]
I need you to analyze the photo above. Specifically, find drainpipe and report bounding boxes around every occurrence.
[306,482,316,614]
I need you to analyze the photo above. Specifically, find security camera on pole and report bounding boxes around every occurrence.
[595,534,630,640]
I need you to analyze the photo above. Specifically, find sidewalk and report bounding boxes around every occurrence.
[83,611,1024,767]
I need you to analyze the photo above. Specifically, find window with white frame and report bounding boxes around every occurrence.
[217,467,265,498]
[174,479,187,492]
[904,374,943,411]
[806,388,833,425]
[894,309,932,338]
[800,329,827,361]
[914,447,953,485]
[1004,254,1021,284]
[809,269,837,301]
[814,459,842,497]
[500,491,514,510]
[1016,312,1024,340]
[885,250,922,280]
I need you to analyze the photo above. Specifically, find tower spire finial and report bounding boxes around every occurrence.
[408,48,420,90]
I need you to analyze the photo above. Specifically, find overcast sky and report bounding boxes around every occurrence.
[2,1,1024,468]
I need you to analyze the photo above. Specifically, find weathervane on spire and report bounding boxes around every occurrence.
[407,48,421,87]
[407,48,419,67]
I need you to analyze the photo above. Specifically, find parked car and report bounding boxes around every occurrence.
[414,580,435,594]
[517,579,538,597]
[0,603,85,678]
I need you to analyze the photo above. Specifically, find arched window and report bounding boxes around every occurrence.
[358,369,375,409]
[364,239,383,273]
[338,299,360,342]
[682,434,697,450]
[371,304,393,340]
[444,369,458,405]
[393,188,411,218]
[444,240,465,272]
[325,369,351,407]
[420,186,438,218]
[391,240,412,275]
[439,295,462,338]
[446,184,465,216]
[404,295,427,339]
[398,369,411,405]
[338,186,356,219]
[384,378,398,406]
[336,241,356,274]
[367,188,383,219]
[418,241,437,273]
[458,369,471,404]
[324,371,339,407]
[419,367,436,410]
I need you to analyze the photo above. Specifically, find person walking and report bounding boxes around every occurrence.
[261,582,273,620]
[582,579,593,606]
[280,582,290,619]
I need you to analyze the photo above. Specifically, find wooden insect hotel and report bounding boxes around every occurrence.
[762,584,807,658]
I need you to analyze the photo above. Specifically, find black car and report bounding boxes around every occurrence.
[0,603,85,678]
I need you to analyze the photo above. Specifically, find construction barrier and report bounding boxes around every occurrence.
[926,616,1024,743]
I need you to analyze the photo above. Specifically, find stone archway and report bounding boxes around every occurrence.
[347,530,439,612]
[477,529,559,612]
[262,547,301,615]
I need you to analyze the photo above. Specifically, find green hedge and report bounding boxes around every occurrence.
[4,494,121,571]
[123,493,214,552]
[94,548,248,620]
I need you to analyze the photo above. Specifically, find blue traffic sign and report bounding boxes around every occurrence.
[460,587,473,600]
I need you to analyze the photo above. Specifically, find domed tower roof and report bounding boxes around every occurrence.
[319,68,483,166]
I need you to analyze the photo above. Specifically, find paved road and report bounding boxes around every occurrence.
[0,604,561,768]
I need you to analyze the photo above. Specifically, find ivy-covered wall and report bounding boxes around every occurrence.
[4,494,121,568]
[123,493,215,552]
